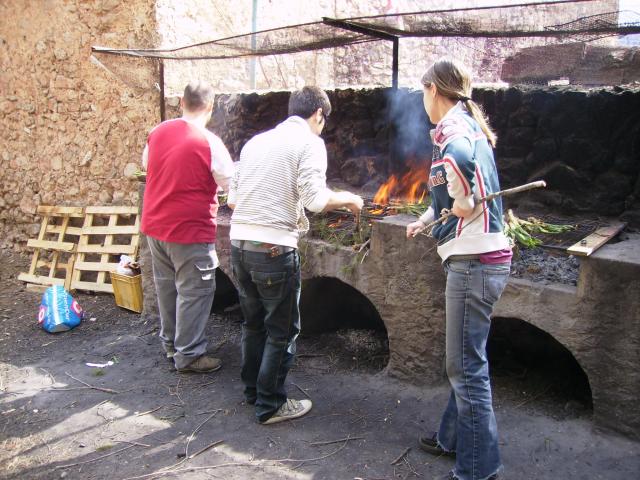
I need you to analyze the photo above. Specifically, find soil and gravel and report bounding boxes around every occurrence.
[1,250,639,480]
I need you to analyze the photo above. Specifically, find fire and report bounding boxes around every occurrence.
[373,162,429,204]
[328,217,343,228]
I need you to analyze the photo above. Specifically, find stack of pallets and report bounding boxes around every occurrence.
[19,205,140,294]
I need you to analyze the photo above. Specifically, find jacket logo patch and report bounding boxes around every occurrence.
[429,170,446,189]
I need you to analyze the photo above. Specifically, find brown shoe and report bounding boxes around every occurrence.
[176,355,222,373]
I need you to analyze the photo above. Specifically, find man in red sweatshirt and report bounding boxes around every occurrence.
[141,82,234,373]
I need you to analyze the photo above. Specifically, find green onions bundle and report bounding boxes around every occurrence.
[504,210,575,249]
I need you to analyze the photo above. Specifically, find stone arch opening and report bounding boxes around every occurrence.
[488,317,593,416]
[212,268,239,313]
[299,276,388,372]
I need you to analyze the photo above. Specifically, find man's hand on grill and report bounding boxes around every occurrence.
[345,193,364,216]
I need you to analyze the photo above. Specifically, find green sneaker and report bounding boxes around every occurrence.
[260,398,312,425]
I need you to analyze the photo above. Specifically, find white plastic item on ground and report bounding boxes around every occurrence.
[116,255,135,276]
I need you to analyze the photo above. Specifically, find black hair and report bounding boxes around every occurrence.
[182,82,215,112]
[288,86,331,119]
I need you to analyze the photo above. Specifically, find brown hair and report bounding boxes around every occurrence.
[421,58,497,147]
[183,81,215,112]
[288,86,332,119]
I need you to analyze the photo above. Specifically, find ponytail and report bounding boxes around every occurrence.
[423,58,498,148]
[463,99,497,148]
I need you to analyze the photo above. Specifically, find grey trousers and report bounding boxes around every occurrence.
[147,237,218,369]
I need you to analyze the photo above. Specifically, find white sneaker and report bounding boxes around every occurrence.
[260,398,312,425]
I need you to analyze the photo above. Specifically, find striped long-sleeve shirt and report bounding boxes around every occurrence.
[228,116,332,248]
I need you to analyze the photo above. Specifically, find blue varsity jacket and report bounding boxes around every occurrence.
[422,103,509,261]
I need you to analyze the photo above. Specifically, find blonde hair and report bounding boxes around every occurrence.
[421,58,497,147]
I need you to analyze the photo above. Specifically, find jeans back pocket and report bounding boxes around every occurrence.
[482,267,509,305]
[250,270,288,300]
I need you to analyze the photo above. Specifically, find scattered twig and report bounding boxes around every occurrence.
[403,453,421,477]
[391,446,411,465]
[196,380,217,389]
[54,444,136,470]
[188,439,224,459]
[39,367,56,385]
[310,435,364,447]
[49,386,93,392]
[291,382,311,399]
[135,406,164,417]
[354,239,370,253]
[113,439,152,448]
[514,384,553,409]
[137,328,158,337]
[185,410,221,458]
[64,372,120,394]
[196,409,223,416]
[123,438,352,480]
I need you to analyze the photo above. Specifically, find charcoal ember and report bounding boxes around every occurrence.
[511,247,580,285]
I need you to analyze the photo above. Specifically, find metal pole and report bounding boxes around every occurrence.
[159,59,166,122]
[392,37,399,90]
[250,0,258,90]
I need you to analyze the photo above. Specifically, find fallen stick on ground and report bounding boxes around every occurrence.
[310,435,364,447]
[135,406,164,417]
[113,440,152,448]
[291,382,311,399]
[64,372,121,394]
[55,444,137,470]
[188,439,224,460]
[185,410,221,458]
[123,439,352,480]
[391,446,411,465]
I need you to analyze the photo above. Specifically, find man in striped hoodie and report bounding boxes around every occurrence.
[228,86,363,425]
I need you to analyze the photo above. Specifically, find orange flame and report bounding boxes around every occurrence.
[373,161,429,204]
[328,217,343,228]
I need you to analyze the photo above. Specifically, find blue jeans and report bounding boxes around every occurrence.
[437,259,510,480]
[231,246,301,423]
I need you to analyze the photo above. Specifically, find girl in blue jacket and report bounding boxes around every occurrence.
[407,58,511,480]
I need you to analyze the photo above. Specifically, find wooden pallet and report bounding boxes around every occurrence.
[70,206,140,293]
[18,206,85,290]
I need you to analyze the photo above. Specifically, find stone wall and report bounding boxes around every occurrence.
[0,0,159,251]
[475,86,640,225]
[200,85,640,226]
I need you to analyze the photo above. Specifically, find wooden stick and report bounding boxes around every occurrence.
[188,439,224,459]
[421,180,547,231]
[391,446,411,465]
[310,436,364,446]
[185,410,221,458]
[135,406,164,417]
[54,444,136,469]
[291,382,311,399]
[64,372,120,394]
[122,439,352,480]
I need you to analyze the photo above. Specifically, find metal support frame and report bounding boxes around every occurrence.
[159,59,166,122]
[322,17,399,89]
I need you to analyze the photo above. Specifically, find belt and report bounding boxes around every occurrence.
[447,254,481,262]
[231,240,296,257]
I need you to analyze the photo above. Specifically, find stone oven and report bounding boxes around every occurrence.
[141,85,640,439]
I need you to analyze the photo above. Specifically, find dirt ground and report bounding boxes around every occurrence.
[1,250,639,480]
